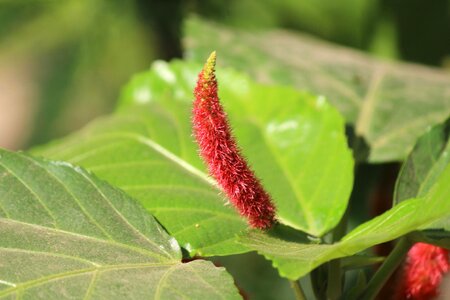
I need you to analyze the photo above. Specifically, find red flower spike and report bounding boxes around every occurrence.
[396,242,449,300]
[192,51,276,229]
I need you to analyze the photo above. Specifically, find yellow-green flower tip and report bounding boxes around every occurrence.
[202,51,216,82]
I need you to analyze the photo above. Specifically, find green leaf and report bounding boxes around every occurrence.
[394,118,450,204]
[340,255,384,271]
[184,16,450,162]
[211,252,297,300]
[34,109,247,257]
[394,117,450,233]
[409,231,450,249]
[0,149,240,299]
[35,59,353,250]
[238,160,450,279]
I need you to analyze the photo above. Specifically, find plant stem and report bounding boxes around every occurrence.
[311,266,327,300]
[290,280,306,300]
[360,237,412,300]
[326,207,348,299]
[327,259,342,300]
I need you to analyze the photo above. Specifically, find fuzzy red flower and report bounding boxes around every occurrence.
[396,242,449,300]
[192,52,276,229]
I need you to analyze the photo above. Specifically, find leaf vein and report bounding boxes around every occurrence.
[0,161,57,226]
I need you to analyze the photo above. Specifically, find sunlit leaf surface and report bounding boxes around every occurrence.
[0,149,239,299]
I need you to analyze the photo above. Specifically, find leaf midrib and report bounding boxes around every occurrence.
[23,155,115,241]
[355,66,385,136]
[53,131,218,190]
[0,160,57,226]
[0,218,168,261]
[0,150,175,260]
[78,168,175,258]
[0,261,177,297]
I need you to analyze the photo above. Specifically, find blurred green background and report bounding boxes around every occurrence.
[0,1,449,299]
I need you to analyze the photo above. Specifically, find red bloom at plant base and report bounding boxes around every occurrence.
[396,243,449,300]
[192,52,276,229]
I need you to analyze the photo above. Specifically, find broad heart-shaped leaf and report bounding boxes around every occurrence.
[184,17,450,163]
[238,161,450,280]
[0,149,240,299]
[35,59,353,249]
[35,111,248,257]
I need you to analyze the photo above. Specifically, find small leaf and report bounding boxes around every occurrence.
[410,231,450,249]
[184,17,450,162]
[238,160,450,279]
[394,117,450,233]
[340,255,384,271]
[0,149,240,299]
[394,118,450,204]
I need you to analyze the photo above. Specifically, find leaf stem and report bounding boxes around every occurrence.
[311,266,326,299]
[290,280,306,300]
[326,259,342,300]
[326,205,349,299]
[360,237,412,300]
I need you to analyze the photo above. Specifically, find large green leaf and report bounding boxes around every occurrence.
[184,17,450,162]
[35,109,248,257]
[35,59,353,255]
[0,149,239,299]
[239,161,450,279]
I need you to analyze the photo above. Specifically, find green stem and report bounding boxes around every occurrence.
[290,280,306,300]
[360,237,412,300]
[326,206,348,300]
[327,259,342,300]
[311,266,326,300]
